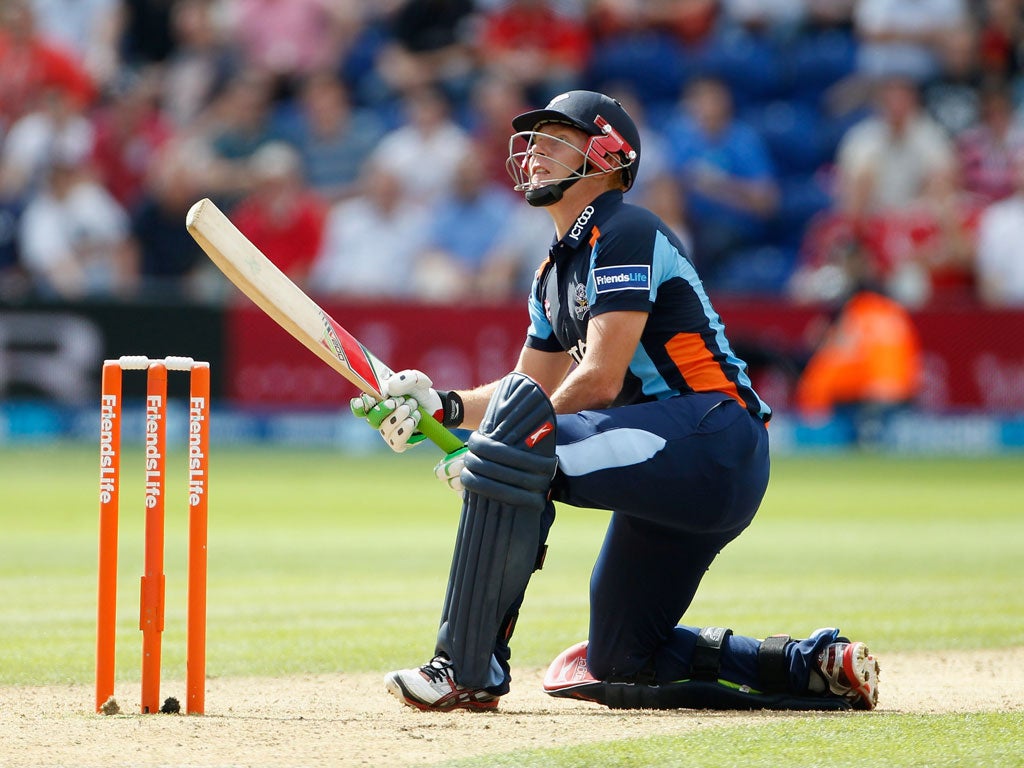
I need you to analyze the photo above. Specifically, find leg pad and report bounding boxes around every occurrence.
[435,373,558,689]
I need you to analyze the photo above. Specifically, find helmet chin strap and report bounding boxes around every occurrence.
[524,182,565,207]
[523,166,583,208]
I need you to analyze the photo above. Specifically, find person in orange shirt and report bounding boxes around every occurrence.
[796,289,923,422]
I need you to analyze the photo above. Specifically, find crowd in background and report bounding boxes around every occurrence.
[3,0,1024,309]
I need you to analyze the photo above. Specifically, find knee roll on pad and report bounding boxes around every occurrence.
[460,371,558,509]
[462,434,555,508]
[436,373,558,689]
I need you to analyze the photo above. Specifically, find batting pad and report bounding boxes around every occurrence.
[543,641,853,711]
[436,373,558,689]
[549,679,854,711]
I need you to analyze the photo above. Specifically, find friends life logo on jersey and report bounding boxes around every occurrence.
[569,280,589,320]
[593,265,650,294]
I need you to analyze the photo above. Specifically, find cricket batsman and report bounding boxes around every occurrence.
[352,90,879,712]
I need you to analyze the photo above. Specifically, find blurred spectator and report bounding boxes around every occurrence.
[465,71,530,186]
[601,83,691,246]
[308,159,430,298]
[289,71,385,202]
[120,0,176,66]
[371,86,471,205]
[376,0,477,100]
[224,0,352,94]
[18,149,136,298]
[0,198,26,297]
[887,162,982,306]
[794,159,981,308]
[636,173,692,255]
[587,0,719,46]
[128,150,211,298]
[835,76,954,221]
[853,0,969,84]
[475,199,554,300]
[719,0,805,37]
[231,142,327,287]
[193,71,288,200]
[411,143,516,301]
[0,87,95,202]
[956,79,1024,203]
[0,0,95,128]
[663,76,779,288]
[976,0,1024,82]
[803,0,856,28]
[923,22,983,137]
[476,0,590,104]
[976,150,1024,306]
[208,71,284,162]
[603,84,672,197]
[162,0,238,128]
[789,216,860,305]
[581,8,689,109]
[90,68,174,209]
[29,0,122,88]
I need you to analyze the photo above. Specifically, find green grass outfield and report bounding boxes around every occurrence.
[1,445,1022,765]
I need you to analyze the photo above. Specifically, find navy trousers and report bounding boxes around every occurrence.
[485,392,828,696]
[551,392,772,686]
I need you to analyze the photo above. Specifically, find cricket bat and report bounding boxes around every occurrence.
[185,197,464,454]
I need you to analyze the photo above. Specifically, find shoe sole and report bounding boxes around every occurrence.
[384,672,499,712]
[842,642,880,710]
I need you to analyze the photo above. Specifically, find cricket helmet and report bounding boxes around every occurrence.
[506,90,641,207]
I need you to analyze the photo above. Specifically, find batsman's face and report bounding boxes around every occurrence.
[526,124,588,187]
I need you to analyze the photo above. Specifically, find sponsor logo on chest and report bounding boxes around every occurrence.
[593,264,650,293]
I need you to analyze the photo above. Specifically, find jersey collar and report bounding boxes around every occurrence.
[558,190,623,250]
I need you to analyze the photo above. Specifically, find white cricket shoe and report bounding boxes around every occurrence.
[384,655,500,712]
[815,641,880,710]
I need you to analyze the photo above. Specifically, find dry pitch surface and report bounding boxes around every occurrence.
[2,648,1021,768]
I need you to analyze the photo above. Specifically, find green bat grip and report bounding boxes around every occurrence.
[416,406,466,454]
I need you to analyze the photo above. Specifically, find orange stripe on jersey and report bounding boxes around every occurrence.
[534,254,552,281]
[665,332,747,408]
[589,226,601,248]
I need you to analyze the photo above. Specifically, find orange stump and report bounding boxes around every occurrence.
[96,361,122,712]
[96,356,210,715]
[140,362,167,714]
[186,363,210,715]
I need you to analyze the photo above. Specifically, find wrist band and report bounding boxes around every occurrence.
[437,390,465,428]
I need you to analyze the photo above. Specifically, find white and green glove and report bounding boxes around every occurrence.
[349,369,463,453]
[434,446,468,492]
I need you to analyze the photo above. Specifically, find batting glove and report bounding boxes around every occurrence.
[384,370,443,416]
[349,370,464,453]
[350,392,427,452]
[434,446,468,492]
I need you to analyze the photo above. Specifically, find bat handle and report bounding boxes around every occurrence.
[416,407,466,454]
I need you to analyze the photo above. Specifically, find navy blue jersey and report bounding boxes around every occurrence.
[525,190,771,421]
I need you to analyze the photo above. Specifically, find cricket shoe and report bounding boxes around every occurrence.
[384,655,500,712]
[814,641,880,710]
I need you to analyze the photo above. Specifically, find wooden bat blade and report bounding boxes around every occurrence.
[185,197,463,453]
